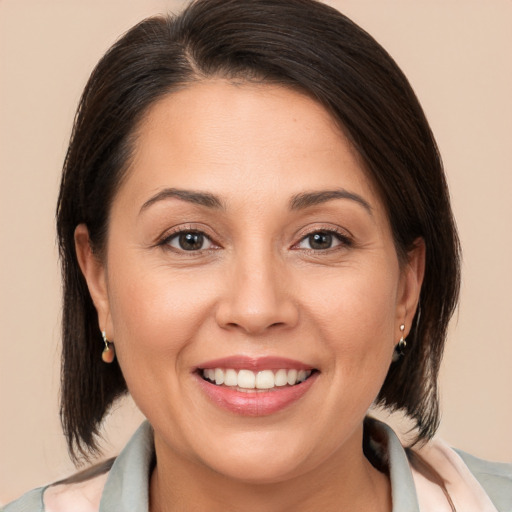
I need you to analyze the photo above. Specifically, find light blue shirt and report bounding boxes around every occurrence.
[4,420,512,511]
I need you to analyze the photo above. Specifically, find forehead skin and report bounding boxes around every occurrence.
[119,80,384,225]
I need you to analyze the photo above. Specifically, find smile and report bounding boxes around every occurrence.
[195,357,319,416]
[201,368,314,391]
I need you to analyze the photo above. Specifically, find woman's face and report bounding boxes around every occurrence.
[78,80,422,483]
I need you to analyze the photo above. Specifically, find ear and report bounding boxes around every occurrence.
[396,238,426,336]
[74,224,113,338]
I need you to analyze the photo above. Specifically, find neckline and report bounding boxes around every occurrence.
[99,419,420,512]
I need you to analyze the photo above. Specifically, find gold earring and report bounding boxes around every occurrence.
[392,324,407,362]
[101,330,115,363]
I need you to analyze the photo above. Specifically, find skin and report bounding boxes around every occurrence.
[76,80,424,511]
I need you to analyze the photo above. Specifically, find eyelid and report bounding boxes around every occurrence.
[155,223,353,252]
[291,224,354,250]
[157,224,221,251]
[166,231,215,251]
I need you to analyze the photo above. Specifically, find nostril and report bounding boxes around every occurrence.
[214,287,300,334]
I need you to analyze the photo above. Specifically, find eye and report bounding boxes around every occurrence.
[296,230,349,250]
[165,231,215,251]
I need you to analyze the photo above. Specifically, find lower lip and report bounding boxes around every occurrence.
[195,372,318,416]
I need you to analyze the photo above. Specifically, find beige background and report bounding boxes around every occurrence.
[1,0,511,504]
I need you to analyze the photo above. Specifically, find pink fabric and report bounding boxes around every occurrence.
[44,472,108,512]
[412,438,498,512]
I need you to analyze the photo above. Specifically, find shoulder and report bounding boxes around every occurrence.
[3,422,153,512]
[3,460,113,512]
[3,487,46,512]
[413,438,512,512]
[456,449,512,511]
[42,470,109,512]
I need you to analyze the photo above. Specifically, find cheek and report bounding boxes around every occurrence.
[106,257,218,363]
[299,259,399,387]
[303,264,398,338]
[104,258,225,426]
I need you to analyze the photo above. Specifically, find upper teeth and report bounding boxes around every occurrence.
[202,368,312,390]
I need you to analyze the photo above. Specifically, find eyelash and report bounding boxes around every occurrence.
[158,226,219,254]
[158,226,353,254]
[293,227,353,252]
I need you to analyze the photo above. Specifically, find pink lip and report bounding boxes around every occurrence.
[196,355,314,371]
[196,374,318,416]
[194,356,319,416]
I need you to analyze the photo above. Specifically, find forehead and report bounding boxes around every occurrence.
[119,79,382,214]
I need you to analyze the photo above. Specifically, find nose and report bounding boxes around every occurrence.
[215,251,299,335]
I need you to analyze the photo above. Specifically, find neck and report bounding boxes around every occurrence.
[149,430,391,512]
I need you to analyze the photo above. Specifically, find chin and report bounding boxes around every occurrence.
[189,428,319,485]
[205,454,307,485]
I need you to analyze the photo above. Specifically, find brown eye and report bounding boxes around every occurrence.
[297,230,348,251]
[166,231,213,251]
[308,232,333,250]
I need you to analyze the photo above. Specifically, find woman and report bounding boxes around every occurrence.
[4,0,511,510]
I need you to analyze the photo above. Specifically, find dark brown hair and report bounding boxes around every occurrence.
[57,0,460,461]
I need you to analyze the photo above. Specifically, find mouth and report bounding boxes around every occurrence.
[194,357,319,416]
[199,367,316,392]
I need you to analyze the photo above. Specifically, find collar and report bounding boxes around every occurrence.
[99,421,154,511]
[97,419,421,512]
[43,418,497,512]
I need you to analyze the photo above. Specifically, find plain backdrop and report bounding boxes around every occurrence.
[1,0,511,504]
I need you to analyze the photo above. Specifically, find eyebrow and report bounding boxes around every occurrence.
[289,189,373,214]
[139,187,372,216]
[140,188,225,214]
